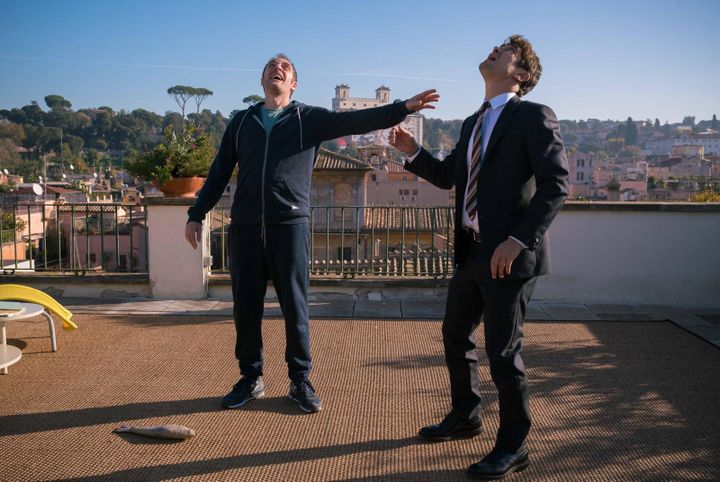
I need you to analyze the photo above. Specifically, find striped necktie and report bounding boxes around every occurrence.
[465,101,491,221]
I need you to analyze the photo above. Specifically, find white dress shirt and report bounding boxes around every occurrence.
[407,92,526,247]
[461,92,515,232]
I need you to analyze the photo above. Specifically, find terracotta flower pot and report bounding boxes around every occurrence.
[153,177,205,198]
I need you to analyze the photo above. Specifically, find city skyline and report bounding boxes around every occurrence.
[1,0,718,123]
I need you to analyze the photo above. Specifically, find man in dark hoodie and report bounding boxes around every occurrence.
[185,53,438,413]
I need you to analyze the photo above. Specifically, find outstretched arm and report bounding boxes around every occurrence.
[391,117,467,190]
[315,89,439,141]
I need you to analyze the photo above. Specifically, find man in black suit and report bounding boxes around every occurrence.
[390,35,568,480]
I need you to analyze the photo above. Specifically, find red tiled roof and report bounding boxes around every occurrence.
[315,148,371,171]
[363,207,454,230]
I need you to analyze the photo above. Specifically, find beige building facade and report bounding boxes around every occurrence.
[331,84,423,146]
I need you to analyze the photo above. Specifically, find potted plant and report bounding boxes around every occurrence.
[128,123,215,197]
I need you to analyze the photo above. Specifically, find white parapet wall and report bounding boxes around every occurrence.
[208,202,720,307]
[5,202,719,308]
[144,197,210,299]
[535,203,720,307]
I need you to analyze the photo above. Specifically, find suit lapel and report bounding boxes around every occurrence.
[482,95,521,167]
[456,114,476,189]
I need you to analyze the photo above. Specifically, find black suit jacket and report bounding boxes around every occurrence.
[404,95,569,279]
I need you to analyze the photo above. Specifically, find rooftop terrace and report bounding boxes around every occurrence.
[1,299,719,481]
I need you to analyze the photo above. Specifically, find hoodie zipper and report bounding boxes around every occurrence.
[254,116,269,247]
[254,103,303,247]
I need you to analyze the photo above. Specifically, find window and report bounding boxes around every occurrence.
[398,189,403,195]
[412,189,418,195]
[577,159,585,167]
[371,174,377,181]
[576,172,584,181]
[403,189,410,195]
[334,183,352,205]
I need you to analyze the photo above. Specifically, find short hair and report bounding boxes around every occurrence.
[504,35,542,97]
[262,53,297,83]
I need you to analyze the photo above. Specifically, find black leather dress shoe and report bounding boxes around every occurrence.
[418,411,483,441]
[467,445,529,480]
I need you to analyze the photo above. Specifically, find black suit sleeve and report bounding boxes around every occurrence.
[402,147,456,189]
[510,105,569,249]
[403,117,471,189]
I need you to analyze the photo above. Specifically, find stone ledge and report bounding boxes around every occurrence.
[562,201,720,212]
[209,274,451,288]
[0,273,149,284]
[142,197,197,206]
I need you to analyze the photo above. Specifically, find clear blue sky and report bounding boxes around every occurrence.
[1,0,718,123]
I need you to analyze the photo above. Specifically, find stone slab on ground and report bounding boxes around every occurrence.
[353,300,402,319]
[309,300,355,318]
[540,303,601,321]
[400,301,445,319]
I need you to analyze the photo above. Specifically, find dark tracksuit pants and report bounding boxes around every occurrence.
[443,243,537,452]
[228,223,311,382]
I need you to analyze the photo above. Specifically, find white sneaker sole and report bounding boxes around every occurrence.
[288,394,322,413]
[224,390,265,409]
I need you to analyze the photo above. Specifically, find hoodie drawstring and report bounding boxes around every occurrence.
[296,105,303,150]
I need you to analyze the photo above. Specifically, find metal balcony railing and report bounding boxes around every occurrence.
[208,206,456,278]
[0,202,148,274]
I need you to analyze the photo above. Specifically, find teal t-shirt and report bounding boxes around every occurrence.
[260,105,287,136]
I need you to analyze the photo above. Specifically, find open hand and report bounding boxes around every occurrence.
[490,238,525,279]
[405,89,439,113]
[389,126,419,156]
[185,221,202,250]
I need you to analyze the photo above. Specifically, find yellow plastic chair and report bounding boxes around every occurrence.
[0,284,78,331]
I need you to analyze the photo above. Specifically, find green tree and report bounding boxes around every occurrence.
[689,189,720,202]
[0,138,24,173]
[654,118,661,129]
[167,85,195,120]
[624,117,638,146]
[0,211,26,244]
[44,95,72,112]
[606,138,625,154]
[21,101,46,126]
[192,88,213,115]
[712,114,718,130]
[0,123,25,144]
[243,94,264,106]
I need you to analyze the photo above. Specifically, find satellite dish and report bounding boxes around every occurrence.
[62,173,67,179]
[32,183,44,196]
[70,164,74,170]
[38,175,43,181]
[3,169,8,175]
[93,172,98,178]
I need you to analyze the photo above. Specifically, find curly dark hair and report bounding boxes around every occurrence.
[504,35,542,97]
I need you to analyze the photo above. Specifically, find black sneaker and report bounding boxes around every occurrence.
[221,377,264,409]
[288,380,322,413]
